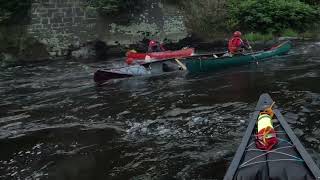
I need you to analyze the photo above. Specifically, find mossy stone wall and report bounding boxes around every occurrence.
[27,0,98,56]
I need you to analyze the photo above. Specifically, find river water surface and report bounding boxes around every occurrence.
[0,41,320,179]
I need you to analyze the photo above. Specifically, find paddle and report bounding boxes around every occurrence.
[192,51,227,58]
[244,39,253,53]
[175,59,187,70]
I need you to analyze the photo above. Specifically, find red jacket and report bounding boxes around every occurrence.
[228,37,244,54]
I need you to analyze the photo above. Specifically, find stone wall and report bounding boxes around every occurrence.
[101,0,188,45]
[1,0,230,62]
[28,0,98,56]
[25,0,189,59]
[27,0,189,56]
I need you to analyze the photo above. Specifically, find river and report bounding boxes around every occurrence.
[0,41,320,179]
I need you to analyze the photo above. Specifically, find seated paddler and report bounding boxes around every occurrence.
[148,40,166,53]
[228,31,252,55]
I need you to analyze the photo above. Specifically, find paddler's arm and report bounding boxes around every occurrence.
[160,43,166,51]
[243,40,252,50]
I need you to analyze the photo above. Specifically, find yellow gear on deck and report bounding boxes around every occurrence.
[257,114,273,132]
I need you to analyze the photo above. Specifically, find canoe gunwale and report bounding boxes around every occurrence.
[223,111,260,180]
[93,41,292,83]
[126,48,195,64]
[186,41,292,73]
[274,109,320,178]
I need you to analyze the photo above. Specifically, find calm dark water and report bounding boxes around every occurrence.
[0,41,320,180]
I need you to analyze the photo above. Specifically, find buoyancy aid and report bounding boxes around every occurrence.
[228,37,244,54]
[255,102,278,150]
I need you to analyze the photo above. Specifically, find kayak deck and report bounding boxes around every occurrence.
[224,94,320,180]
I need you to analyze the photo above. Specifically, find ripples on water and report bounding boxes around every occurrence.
[0,41,320,179]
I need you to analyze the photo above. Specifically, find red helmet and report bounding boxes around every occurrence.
[149,40,157,46]
[233,31,242,37]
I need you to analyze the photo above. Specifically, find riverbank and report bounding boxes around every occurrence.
[244,29,320,42]
[1,0,319,67]
[1,34,318,68]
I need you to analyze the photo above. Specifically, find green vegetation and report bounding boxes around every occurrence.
[87,0,140,16]
[243,29,301,42]
[228,0,320,34]
[0,0,31,24]
[171,0,229,39]
[171,0,320,40]
[299,23,320,39]
[281,29,299,37]
[244,32,274,42]
[302,0,320,5]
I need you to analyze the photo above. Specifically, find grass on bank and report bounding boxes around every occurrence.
[281,29,299,37]
[242,28,319,42]
[244,32,274,42]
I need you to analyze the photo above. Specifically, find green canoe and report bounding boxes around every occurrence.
[186,41,292,73]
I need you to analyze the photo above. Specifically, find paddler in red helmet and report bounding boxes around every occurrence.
[228,31,252,55]
[148,40,166,53]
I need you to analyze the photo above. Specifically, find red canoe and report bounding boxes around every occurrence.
[126,48,195,65]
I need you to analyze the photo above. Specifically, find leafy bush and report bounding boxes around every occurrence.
[228,0,320,33]
[174,0,229,39]
[302,0,320,5]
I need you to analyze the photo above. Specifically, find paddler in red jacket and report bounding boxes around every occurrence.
[228,31,252,55]
[148,40,166,53]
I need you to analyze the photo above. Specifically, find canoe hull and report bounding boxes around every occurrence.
[126,48,195,65]
[224,94,320,180]
[186,41,292,73]
[93,61,183,84]
[93,65,150,83]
